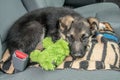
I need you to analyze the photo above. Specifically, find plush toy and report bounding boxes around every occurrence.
[30,37,70,70]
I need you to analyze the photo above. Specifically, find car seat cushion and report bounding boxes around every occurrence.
[22,0,65,11]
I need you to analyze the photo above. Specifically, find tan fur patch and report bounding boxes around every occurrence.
[35,42,43,50]
[59,32,66,40]
[82,20,90,27]
[87,17,99,26]
[59,15,74,31]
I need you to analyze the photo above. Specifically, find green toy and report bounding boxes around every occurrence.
[30,37,70,70]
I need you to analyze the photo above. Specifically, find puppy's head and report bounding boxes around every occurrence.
[59,16,99,58]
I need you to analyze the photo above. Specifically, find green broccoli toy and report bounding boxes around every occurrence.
[30,37,70,70]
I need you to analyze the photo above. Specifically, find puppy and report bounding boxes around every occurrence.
[6,7,97,59]
[1,7,100,74]
[58,16,99,58]
[6,7,82,55]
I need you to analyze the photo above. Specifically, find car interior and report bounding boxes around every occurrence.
[0,0,120,80]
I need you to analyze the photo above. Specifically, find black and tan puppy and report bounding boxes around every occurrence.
[6,7,97,59]
[59,16,99,58]
[6,7,81,54]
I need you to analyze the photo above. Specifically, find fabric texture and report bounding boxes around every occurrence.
[0,67,120,80]
[0,0,27,43]
[74,2,120,17]
[0,38,2,59]
[22,0,65,11]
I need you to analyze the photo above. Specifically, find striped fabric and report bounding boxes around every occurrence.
[0,49,14,74]
[57,36,120,70]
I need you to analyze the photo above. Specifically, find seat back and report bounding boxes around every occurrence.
[22,0,65,11]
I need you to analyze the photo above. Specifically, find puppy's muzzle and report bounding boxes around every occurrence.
[71,48,85,59]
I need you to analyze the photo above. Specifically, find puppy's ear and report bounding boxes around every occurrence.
[59,15,74,31]
[87,17,99,35]
[102,22,114,32]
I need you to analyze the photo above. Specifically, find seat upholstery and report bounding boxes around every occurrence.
[0,39,2,59]
[22,0,65,11]
[0,0,27,42]
[74,2,120,17]
[0,68,120,80]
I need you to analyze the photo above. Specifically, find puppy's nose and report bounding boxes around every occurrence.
[74,50,85,58]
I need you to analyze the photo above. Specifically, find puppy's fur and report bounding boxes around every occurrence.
[6,7,97,59]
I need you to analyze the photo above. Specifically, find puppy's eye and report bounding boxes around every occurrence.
[67,35,74,42]
[81,34,89,42]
